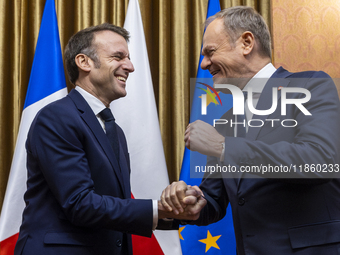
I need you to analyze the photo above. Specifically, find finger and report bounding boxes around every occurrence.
[167,184,183,214]
[160,186,173,212]
[182,195,197,205]
[162,185,180,214]
[170,181,187,214]
[184,133,189,143]
[189,195,207,213]
[184,128,190,140]
[185,188,198,197]
[185,196,207,220]
[190,186,204,197]
[185,135,190,150]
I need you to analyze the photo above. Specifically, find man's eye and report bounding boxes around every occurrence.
[204,50,214,58]
[113,56,122,60]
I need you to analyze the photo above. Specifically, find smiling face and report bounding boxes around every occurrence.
[201,18,251,87]
[88,30,134,104]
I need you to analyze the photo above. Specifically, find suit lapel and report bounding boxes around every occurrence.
[68,90,127,197]
[237,67,292,186]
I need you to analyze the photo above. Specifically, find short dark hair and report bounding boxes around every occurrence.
[206,6,272,59]
[64,23,130,85]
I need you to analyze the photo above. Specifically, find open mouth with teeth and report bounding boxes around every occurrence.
[116,76,127,82]
[211,70,219,77]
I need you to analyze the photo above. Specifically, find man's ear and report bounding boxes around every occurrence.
[75,53,92,72]
[241,31,255,56]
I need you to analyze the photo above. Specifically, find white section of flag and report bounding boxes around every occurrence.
[0,88,67,242]
[111,0,182,254]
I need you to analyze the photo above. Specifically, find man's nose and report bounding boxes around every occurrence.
[200,56,211,70]
[124,58,135,73]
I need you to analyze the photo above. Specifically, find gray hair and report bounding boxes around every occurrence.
[206,6,271,59]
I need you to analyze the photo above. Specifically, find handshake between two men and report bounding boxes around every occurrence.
[157,120,219,221]
[158,181,207,221]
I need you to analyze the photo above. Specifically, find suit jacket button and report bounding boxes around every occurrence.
[116,239,122,247]
[238,198,245,206]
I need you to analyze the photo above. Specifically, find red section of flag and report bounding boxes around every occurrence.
[132,234,164,255]
[0,233,19,255]
[131,193,164,255]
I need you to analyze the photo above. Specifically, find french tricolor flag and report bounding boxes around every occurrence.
[0,0,67,254]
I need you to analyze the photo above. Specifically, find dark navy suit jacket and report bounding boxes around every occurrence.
[14,89,153,255]
[193,67,340,255]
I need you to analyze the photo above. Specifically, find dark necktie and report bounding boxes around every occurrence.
[236,91,247,138]
[99,108,120,160]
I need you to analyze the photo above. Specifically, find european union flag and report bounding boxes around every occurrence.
[179,0,236,254]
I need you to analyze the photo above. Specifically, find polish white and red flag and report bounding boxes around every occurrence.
[111,0,182,254]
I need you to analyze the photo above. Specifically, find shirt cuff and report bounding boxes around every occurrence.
[220,142,225,162]
[152,200,158,230]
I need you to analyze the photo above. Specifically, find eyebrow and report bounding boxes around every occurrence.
[201,45,215,56]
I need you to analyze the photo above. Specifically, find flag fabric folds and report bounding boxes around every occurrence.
[111,0,182,254]
[0,0,67,254]
[179,0,237,254]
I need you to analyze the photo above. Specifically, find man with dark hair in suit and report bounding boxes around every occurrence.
[162,6,340,255]
[14,23,201,255]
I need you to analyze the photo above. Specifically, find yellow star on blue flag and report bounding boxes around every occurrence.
[179,226,185,240]
[199,230,221,252]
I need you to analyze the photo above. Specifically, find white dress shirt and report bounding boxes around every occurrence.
[237,63,277,134]
[221,63,277,161]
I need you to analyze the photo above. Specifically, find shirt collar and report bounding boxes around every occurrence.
[75,86,107,115]
[243,63,277,93]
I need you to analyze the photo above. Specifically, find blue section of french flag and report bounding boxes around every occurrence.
[23,0,66,109]
[0,0,67,253]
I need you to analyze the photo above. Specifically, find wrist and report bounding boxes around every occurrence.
[212,135,225,157]
[220,142,225,162]
[158,200,173,219]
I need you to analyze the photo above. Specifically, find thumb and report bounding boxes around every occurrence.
[182,195,197,205]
